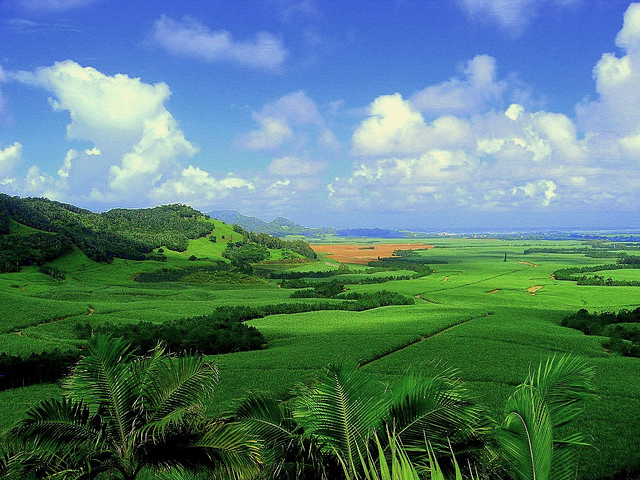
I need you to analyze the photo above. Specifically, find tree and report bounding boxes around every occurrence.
[494,355,594,480]
[228,363,487,479]
[8,335,261,480]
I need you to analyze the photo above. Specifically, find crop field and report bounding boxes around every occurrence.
[310,242,434,264]
[0,237,639,478]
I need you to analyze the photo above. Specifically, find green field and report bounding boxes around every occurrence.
[1,237,639,478]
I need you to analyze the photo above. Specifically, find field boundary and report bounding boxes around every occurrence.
[358,312,492,368]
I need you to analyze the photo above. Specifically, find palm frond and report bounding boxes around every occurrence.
[64,334,140,449]
[527,354,594,429]
[387,371,487,456]
[144,355,219,425]
[495,385,553,480]
[293,363,388,470]
[196,421,262,480]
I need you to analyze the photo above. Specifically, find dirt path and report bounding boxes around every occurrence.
[442,276,449,281]
[518,261,538,267]
[527,285,543,294]
[487,289,500,293]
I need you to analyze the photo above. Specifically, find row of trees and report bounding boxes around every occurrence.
[0,336,595,480]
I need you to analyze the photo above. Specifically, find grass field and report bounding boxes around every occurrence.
[0,237,639,478]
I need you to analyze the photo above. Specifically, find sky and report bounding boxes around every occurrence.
[1,0,640,231]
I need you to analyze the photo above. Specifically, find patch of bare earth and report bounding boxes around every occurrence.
[310,243,434,265]
[442,276,449,281]
[527,285,543,294]
[487,289,500,294]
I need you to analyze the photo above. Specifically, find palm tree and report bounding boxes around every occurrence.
[494,355,594,480]
[9,334,261,480]
[229,362,488,479]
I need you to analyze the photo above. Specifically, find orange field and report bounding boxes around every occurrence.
[310,243,434,265]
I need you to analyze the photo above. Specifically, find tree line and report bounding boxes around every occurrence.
[561,308,640,357]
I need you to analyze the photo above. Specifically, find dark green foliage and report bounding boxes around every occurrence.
[0,232,73,272]
[367,256,436,275]
[0,194,213,265]
[561,308,640,357]
[553,263,640,285]
[0,349,81,390]
[79,316,266,356]
[133,263,230,283]
[232,224,317,259]
[290,280,345,298]
[222,241,271,263]
[38,265,66,280]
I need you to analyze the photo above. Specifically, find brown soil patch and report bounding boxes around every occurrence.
[442,276,449,282]
[310,243,434,265]
[87,308,95,316]
[518,261,538,267]
[527,285,543,294]
[487,289,500,294]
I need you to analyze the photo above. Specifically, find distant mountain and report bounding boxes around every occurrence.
[208,210,335,237]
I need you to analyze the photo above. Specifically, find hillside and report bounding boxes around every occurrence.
[0,196,317,272]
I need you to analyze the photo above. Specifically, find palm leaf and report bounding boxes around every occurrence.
[387,370,486,456]
[64,334,140,452]
[527,355,594,429]
[496,386,553,480]
[196,421,262,480]
[293,363,388,472]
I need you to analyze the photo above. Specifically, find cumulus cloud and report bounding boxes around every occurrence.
[457,0,582,34]
[150,165,254,207]
[239,91,324,151]
[352,93,472,156]
[578,3,640,139]
[0,142,22,180]
[151,15,287,70]
[331,83,594,216]
[411,55,507,115]
[12,60,197,203]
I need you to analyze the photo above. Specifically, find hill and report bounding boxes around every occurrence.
[0,196,317,272]
[208,209,335,237]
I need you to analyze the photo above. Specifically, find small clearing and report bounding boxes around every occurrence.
[527,285,543,294]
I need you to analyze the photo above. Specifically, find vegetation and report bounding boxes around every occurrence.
[0,198,639,479]
[561,308,640,357]
[2,335,261,479]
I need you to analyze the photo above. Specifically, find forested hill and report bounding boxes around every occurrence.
[0,194,212,270]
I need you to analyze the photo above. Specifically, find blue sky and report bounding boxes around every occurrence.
[0,0,639,231]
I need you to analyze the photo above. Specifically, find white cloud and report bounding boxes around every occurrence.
[352,93,472,156]
[0,142,22,180]
[12,61,196,202]
[242,116,293,150]
[151,15,287,70]
[150,165,254,207]
[411,55,507,114]
[239,91,321,151]
[267,156,326,176]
